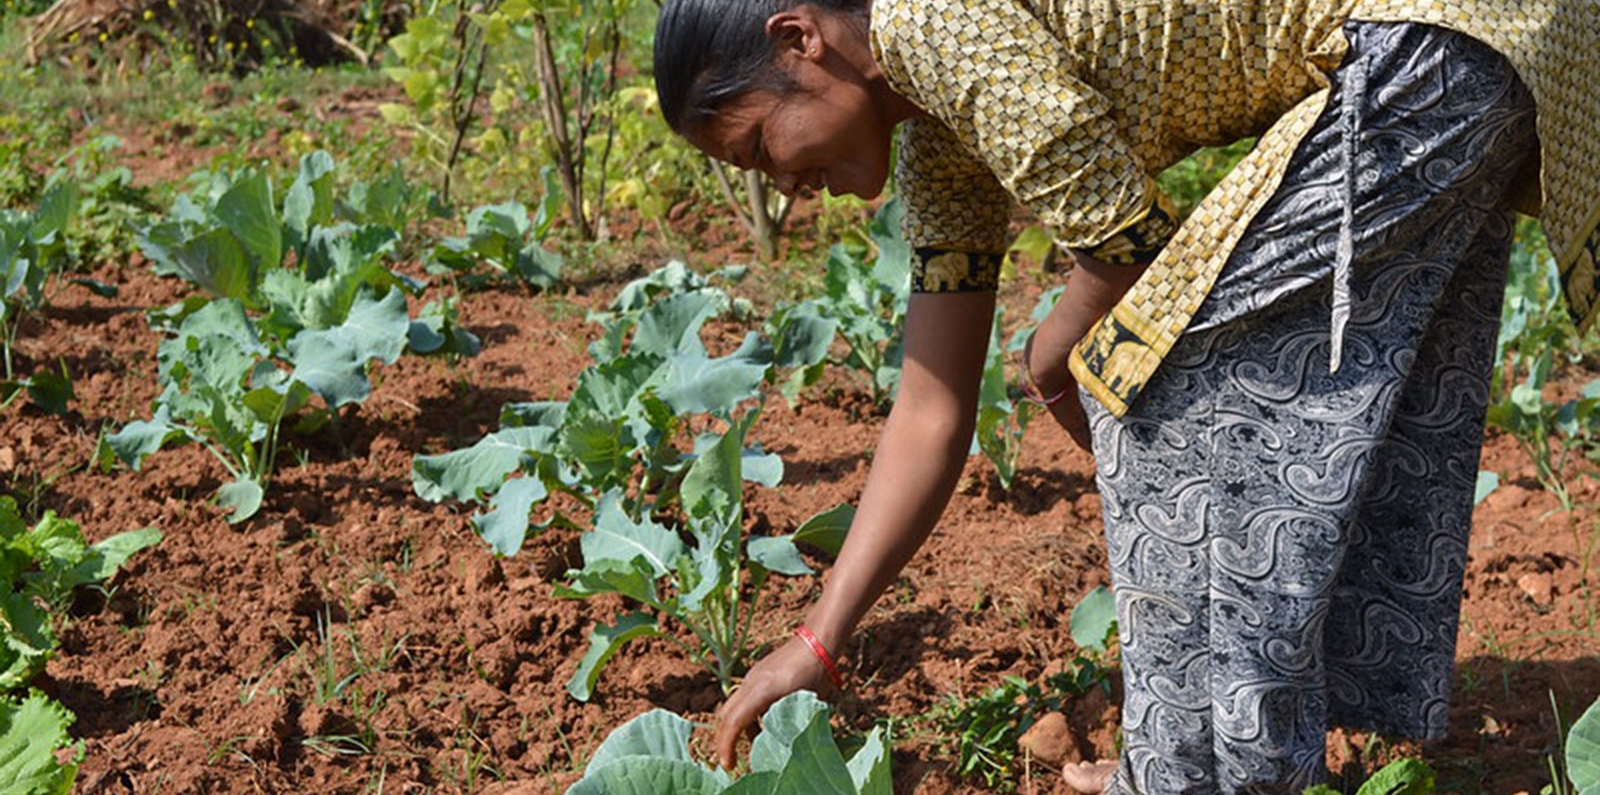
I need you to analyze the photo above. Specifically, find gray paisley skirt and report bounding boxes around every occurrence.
[1085,22,1539,795]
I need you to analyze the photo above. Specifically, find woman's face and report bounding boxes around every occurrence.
[690,83,894,200]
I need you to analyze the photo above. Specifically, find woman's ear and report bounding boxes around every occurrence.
[765,8,827,67]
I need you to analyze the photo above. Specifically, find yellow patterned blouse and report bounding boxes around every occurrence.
[869,0,1600,416]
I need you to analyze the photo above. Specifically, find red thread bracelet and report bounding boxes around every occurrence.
[795,625,846,691]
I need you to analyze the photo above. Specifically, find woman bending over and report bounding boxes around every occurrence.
[653,0,1599,791]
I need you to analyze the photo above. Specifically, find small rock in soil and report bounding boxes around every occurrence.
[1018,711,1083,767]
[1516,572,1554,605]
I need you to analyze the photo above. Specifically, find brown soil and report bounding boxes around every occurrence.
[8,95,1598,795]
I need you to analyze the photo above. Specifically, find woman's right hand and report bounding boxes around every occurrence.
[712,635,839,769]
[711,292,996,769]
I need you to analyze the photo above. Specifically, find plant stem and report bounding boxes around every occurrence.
[196,436,244,482]
[3,316,22,380]
[734,571,766,674]
[744,170,776,262]
[680,610,731,690]
[531,13,593,241]
[442,0,492,204]
[258,418,279,487]
[590,18,623,239]
[709,160,757,238]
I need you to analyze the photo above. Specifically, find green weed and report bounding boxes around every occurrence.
[1486,220,1599,511]
[281,607,407,759]
[433,712,501,792]
[1306,757,1435,795]
[293,607,406,707]
[930,660,1114,792]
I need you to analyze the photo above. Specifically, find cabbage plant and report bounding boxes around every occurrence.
[106,152,476,523]
[568,691,890,795]
[412,264,781,555]
[558,408,838,701]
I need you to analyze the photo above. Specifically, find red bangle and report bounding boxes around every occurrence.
[795,625,846,691]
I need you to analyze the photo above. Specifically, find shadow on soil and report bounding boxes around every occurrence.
[1328,653,1600,795]
[409,384,535,450]
[844,606,958,704]
[995,465,1098,515]
[779,448,870,488]
[45,675,162,738]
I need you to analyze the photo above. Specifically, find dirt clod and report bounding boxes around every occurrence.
[1019,711,1083,767]
[350,581,395,613]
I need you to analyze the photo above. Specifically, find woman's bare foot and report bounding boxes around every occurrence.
[1061,759,1118,794]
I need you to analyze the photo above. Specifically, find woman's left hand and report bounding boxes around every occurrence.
[1023,326,1091,449]
[1024,250,1155,450]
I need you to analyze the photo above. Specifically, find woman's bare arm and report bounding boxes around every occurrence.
[713,289,996,767]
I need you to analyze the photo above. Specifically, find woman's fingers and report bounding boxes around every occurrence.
[711,638,836,769]
[713,686,763,769]
[1049,392,1092,449]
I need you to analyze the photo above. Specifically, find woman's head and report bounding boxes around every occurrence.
[654,0,908,199]
[654,0,867,136]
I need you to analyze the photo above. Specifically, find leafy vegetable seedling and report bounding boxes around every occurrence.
[559,408,833,700]
[1486,221,1592,510]
[413,262,780,555]
[412,260,850,699]
[974,304,1043,490]
[427,200,564,290]
[0,691,81,795]
[768,199,910,407]
[0,180,111,414]
[0,499,159,794]
[109,151,475,522]
[0,498,162,690]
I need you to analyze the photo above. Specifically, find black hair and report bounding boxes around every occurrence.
[654,0,868,136]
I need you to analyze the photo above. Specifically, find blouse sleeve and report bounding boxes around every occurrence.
[872,0,1176,269]
[895,116,1011,292]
